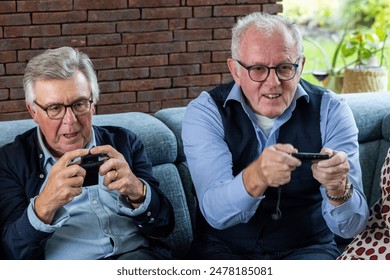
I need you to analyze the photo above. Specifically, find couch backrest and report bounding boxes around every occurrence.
[0,112,193,259]
[341,92,390,207]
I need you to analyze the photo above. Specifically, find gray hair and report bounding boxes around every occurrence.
[23,46,99,106]
[231,12,303,60]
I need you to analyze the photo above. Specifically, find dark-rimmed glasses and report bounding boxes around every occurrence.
[34,98,93,120]
[235,58,300,82]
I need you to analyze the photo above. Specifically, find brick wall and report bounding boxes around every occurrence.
[0,0,283,121]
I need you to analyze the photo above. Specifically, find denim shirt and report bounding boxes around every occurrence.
[26,128,153,259]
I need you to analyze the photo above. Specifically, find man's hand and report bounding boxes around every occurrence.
[34,149,90,224]
[242,143,301,198]
[90,145,145,206]
[311,148,350,205]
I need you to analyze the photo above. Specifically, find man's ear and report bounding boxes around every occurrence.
[26,103,39,123]
[299,55,306,75]
[227,58,241,86]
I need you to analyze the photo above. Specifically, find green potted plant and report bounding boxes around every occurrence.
[341,26,389,93]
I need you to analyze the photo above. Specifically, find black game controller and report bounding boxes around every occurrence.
[291,152,330,161]
[80,154,108,187]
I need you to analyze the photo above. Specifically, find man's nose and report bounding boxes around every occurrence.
[62,106,77,123]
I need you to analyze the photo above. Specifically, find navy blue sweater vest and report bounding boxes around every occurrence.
[202,79,334,252]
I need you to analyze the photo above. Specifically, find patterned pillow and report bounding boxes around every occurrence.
[338,149,390,260]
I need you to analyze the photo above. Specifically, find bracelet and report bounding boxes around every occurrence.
[325,178,353,202]
[127,183,147,204]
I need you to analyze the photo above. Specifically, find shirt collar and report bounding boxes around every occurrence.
[37,126,96,166]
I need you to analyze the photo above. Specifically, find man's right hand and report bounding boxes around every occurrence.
[242,143,301,198]
[34,149,90,224]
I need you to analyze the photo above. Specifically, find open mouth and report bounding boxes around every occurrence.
[63,133,78,139]
[264,94,281,99]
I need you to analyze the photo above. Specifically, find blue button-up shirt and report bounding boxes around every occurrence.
[182,82,369,239]
[27,128,152,259]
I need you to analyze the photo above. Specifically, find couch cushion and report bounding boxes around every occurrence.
[93,112,177,166]
[155,108,186,163]
[0,118,36,147]
[342,92,390,143]
[152,163,193,258]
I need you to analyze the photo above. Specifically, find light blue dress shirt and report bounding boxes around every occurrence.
[26,128,152,259]
[182,82,369,239]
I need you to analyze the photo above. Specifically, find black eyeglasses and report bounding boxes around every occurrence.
[34,98,93,120]
[235,58,300,82]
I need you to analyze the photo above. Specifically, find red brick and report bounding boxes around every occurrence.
[170,52,211,65]
[117,55,168,68]
[32,36,86,49]
[137,88,187,102]
[187,17,235,29]
[151,65,200,78]
[62,22,116,35]
[78,46,128,59]
[187,0,235,5]
[117,20,168,33]
[92,58,117,71]
[162,99,192,109]
[0,51,16,63]
[174,30,212,41]
[0,111,31,121]
[214,28,232,39]
[143,7,192,19]
[129,0,181,8]
[0,38,30,51]
[98,68,149,82]
[121,78,171,91]
[0,99,26,113]
[214,5,261,17]
[262,3,283,14]
[5,62,26,75]
[123,31,173,44]
[173,74,221,87]
[169,19,185,30]
[188,39,231,52]
[32,11,87,24]
[0,75,23,88]
[88,9,140,22]
[201,62,229,74]
[10,87,25,100]
[98,92,136,105]
[0,1,16,13]
[75,0,127,10]
[212,51,230,62]
[5,25,61,38]
[96,102,149,114]
[194,6,212,18]
[17,0,73,12]
[88,34,121,46]
[0,14,31,26]
[136,41,186,56]
[0,89,10,100]
[98,81,121,94]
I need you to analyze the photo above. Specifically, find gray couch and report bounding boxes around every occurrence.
[0,91,389,259]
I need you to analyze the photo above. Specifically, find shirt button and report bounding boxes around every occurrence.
[39,174,44,179]
[93,200,98,205]
[147,211,151,216]
[104,228,109,234]
[39,154,43,159]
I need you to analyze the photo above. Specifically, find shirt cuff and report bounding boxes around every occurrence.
[118,180,151,216]
[27,196,70,233]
